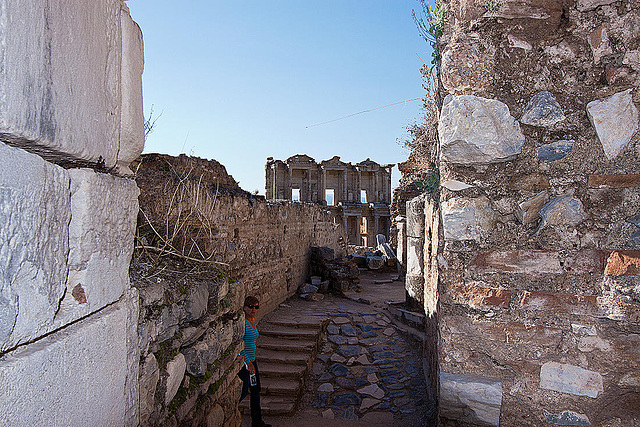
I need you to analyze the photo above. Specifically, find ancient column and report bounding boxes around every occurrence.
[342,168,348,202]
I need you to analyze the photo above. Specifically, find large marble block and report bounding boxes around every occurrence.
[0,1,143,170]
[0,295,138,426]
[0,142,70,351]
[54,168,139,328]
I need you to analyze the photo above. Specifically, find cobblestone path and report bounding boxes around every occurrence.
[242,271,435,426]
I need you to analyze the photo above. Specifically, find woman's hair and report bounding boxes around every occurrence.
[244,295,259,307]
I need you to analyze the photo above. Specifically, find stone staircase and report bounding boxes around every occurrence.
[240,316,328,416]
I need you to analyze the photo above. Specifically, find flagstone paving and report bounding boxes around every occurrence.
[241,270,436,426]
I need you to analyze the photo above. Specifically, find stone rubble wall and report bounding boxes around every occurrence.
[0,1,144,425]
[136,153,347,316]
[134,153,347,425]
[433,0,640,426]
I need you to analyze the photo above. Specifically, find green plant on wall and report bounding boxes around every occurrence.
[484,0,502,12]
[414,164,440,194]
[412,0,447,68]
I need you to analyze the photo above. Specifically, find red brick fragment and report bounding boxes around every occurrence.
[520,291,640,322]
[564,250,607,273]
[588,174,640,188]
[604,251,640,276]
[450,284,512,308]
[470,250,562,274]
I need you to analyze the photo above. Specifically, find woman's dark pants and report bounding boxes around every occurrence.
[238,361,262,424]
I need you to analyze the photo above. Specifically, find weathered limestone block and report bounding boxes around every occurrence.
[538,195,586,231]
[118,4,145,175]
[481,0,563,26]
[166,353,187,405]
[577,0,617,11]
[440,372,502,427]
[441,196,496,241]
[540,362,603,398]
[0,0,122,167]
[140,353,160,426]
[586,89,638,160]
[0,143,70,351]
[406,196,425,238]
[520,91,565,127]
[184,341,210,377]
[185,284,209,322]
[0,296,137,425]
[538,140,574,162]
[55,169,139,328]
[520,291,639,322]
[516,191,549,224]
[439,95,525,164]
[578,335,612,352]
[440,34,495,94]
[507,34,533,50]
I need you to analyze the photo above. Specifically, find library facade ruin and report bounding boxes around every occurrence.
[265,155,394,246]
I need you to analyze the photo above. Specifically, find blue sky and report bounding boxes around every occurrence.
[128,1,432,194]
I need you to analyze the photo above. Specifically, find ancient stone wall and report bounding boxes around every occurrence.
[432,0,640,425]
[0,1,143,424]
[133,153,346,425]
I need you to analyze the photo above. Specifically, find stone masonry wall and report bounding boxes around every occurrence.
[133,153,346,425]
[432,1,640,426]
[0,1,144,425]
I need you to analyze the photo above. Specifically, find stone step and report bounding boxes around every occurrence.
[261,377,302,396]
[258,361,307,378]
[258,335,317,352]
[259,325,321,339]
[266,317,326,330]
[239,395,296,416]
[256,349,310,365]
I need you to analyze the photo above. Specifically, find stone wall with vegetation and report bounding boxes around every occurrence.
[428,0,640,425]
[132,153,346,425]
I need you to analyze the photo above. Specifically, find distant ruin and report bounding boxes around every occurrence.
[266,155,394,246]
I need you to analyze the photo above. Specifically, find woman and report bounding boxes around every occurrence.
[239,296,271,427]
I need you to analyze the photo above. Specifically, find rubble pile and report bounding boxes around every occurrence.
[305,246,361,295]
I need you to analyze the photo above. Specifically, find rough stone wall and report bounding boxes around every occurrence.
[433,0,640,426]
[136,153,346,316]
[0,1,143,425]
[133,154,346,425]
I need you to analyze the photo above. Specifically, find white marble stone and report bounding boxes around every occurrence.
[441,180,473,191]
[118,4,145,175]
[0,0,123,167]
[0,142,70,351]
[440,372,502,427]
[0,298,136,426]
[54,169,139,329]
[442,196,496,241]
[439,95,525,164]
[540,362,603,398]
[587,89,638,160]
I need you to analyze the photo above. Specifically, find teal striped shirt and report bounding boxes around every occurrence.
[240,319,259,364]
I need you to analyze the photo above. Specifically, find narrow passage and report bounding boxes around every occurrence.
[241,270,435,426]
